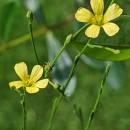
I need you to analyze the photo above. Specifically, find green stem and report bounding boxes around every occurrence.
[73,23,90,38]
[50,43,67,69]
[47,38,91,130]
[84,64,110,130]
[47,94,62,130]
[63,38,91,91]
[75,106,84,130]
[66,97,84,130]
[27,11,40,64]
[21,88,27,130]
[50,23,90,70]
[46,24,91,130]
[29,23,40,64]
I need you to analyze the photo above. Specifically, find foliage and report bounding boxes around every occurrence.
[0,0,130,130]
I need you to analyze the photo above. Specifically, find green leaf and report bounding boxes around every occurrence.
[71,15,130,61]
[0,1,21,42]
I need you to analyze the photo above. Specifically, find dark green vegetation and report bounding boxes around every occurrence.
[0,0,130,130]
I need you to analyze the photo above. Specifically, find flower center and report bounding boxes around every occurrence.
[24,80,33,87]
[91,15,104,26]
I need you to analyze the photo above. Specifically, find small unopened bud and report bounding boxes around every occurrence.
[53,83,61,89]
[64,34,73,45]
[44,62,52,78]
[26,11,33,21]
[44,62,52,72]
[49,80,62,90]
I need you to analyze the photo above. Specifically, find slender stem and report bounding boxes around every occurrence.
[44,42,67,78]
[84,64,110,130]
[73,23,90,38]
[46,24,91,130]
[28,23,40,64]
[66,97,84,130]
[47,39,92,130]
[28,22,40,64]
[50,23,90,70]
[76,107,84,130]
[27,11,40,64]
[50,44,66,69]
[47,94,62,130]
[63,38,91,91]
[21,87,27,130]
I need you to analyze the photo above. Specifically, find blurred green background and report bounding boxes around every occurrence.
[1,0,130,130]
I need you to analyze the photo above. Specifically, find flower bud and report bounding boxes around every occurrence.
[64,34,73,45]
[26,11,33,21]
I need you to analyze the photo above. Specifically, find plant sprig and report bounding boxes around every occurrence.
[26,11,40,65]
[84,64,111,130]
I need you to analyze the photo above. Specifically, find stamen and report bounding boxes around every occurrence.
[25,80,32,87]
[91,17,96,24]
[91,14,104,26]
[94,15,103,26]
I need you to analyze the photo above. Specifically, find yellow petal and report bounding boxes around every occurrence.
[90,0,104,15]
[75,7,94,23]
[26,87,39,93]
[34,79,49,88]
[102,22,119,36]
[14,62,28,81]
[30,65,43,83]
[9,81,24,89]
[85,24,100,38]
[103,4,123,23]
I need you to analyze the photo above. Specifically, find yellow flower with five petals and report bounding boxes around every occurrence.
[75,0,123,38]
[9,62,49,94]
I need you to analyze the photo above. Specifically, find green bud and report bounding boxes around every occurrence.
[44,62,52,72]
[53,83,61,89]
[26,11,33,21]
[64,34,73,45]
[20,100,24,105]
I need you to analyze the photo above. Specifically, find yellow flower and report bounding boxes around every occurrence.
[75,0,123,38]
[9,62,49,94]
